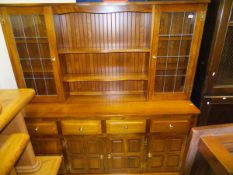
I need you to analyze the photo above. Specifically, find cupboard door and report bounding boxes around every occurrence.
[147,134,187,172]
[31,137,62,155]
[107,135,145,173]
[1,7,64,102]
[149,4,207,100]
[65,136,105,174]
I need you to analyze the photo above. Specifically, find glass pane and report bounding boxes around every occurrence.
[9,15,57,95]
[155,12,196,93]
[230,6,233,21]
[216,26,233,85]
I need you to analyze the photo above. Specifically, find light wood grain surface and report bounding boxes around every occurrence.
[0,89,35,131]
[0,133,29,175]
[25,100,200,118]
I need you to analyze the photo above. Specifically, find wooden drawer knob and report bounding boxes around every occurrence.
[169,124,174,129]
[34,127,39,132]
[148,152,152,158]
[79,127,84,132]
[124,125,128,129]
[107,154,111,159]
[100,154,103,159]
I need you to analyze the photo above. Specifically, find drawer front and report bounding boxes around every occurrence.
[61,120,101,135]
[106,120,146,134]
[150,119,190,133]
[27,121,58,135]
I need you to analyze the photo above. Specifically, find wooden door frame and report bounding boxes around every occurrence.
[0,6,65,102]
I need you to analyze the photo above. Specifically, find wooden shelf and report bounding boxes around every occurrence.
[0,133,29,174]
[63,73,148,82]
[58,48,151,54]
[69,90,144,96]
[25,100,200,118]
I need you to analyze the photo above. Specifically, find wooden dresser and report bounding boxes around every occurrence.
[0,1,209,174]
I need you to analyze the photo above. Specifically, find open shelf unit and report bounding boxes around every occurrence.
[53,10,152,99]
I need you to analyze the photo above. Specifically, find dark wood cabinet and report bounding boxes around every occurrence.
[192,0,233,125]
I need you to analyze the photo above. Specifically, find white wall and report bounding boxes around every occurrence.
[0,24,17,89]
[0,0,75,89]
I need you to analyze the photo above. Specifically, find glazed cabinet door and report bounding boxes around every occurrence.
[107,135,145,173]
[0,7,64,102]
[148,4,207,100]
[64,136,105,174]
[210,0,233,94]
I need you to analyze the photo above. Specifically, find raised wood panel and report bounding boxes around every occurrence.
[106,120,146,134]
[61,120,102,135]
[26,121,58,136]
[108,138,125,154]
[67,155,86,173]
[31,137,62,155]
[67,155,104,173]
[108,155,125,172]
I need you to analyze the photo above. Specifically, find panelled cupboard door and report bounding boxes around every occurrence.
[148,4,207,100]
[64,136,105,174]
[107,135,145,173]
[0,7,65,102]
[147,134,187,172]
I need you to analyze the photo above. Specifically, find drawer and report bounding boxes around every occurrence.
[150,119,190,133]
[61,120,101,135]
[106,120,146,134]
[27,121,58,135]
